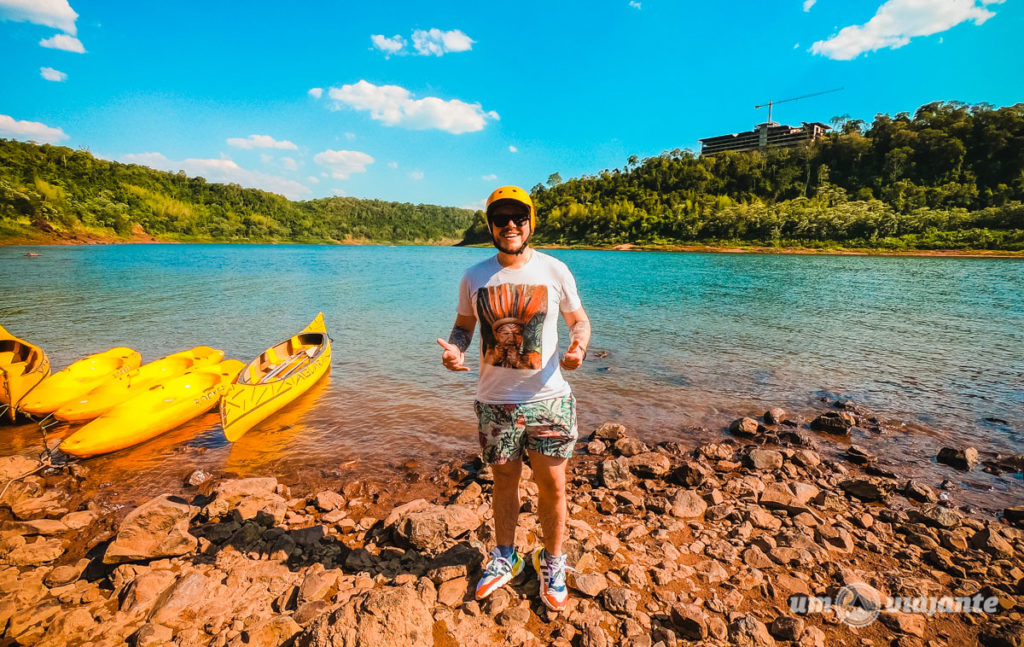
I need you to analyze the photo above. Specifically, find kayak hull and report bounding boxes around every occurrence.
[54,346,224,423]
[0,325,51,421]
[19,347,141,417]
[59,359,245,457]
[220,313,331,442]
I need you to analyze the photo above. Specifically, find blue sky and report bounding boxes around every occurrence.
[1,0,1020,209]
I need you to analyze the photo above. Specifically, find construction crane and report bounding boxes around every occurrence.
[755,87,843,124]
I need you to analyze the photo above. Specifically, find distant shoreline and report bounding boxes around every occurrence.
[3,233,1021,258]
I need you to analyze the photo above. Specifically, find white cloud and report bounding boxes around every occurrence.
[259,153,272,164]
[508,145,518,153]
[482,173,497,181]
[409,170,424,180]
[332,188,346,196]
[326,80,498,134]
[462,198,486,211]
[282,156,298,171]
[344,132,356,141]
[40,32,85,52]
[120,152,310,199]
[803,0,816,11]
[629,1,642,9]
[0,113,68,143]
[371,33,406,56]
[811,0,1002,60]
[313,149,374,179]
[0,0,78,35]
[226,134,297,150]
[308,87,323,99]
[307,176,319,183]
[411,28,474,56]
[387,161,398,169]
[40,66,66,82]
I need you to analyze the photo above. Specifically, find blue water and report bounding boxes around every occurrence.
[1,245,1021,505]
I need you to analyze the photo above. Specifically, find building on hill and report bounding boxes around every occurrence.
[699,121,830,156]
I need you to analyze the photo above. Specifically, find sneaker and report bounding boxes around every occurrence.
[475,548,525,600]
[532,547,569,611]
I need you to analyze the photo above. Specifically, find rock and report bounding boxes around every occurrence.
[1005,505,1024,528]
[845,445,874,464]
[903,480,937,503]
[614,437,649,457]
[133,623,174,647]
[203,477,279,518]
[594,423,627,441]
[839,478,895,502]
[314,490,345,512]
[979,624,1024,647]
[297,586,433,647]
[670,603,708,640]
[809,412,855,435]
[587,439,607,455]
[629,452,671,478]
[671,460,711,487]
[11,491,65,520]
[436,577,468,606]
[601,587,637,614]
[6,518,68,536]
[120,570,177,613]
[0,455,40,480]
[496,604,530,626]
[971,527,1015,559]
[764,408,787,425]
[908,504,962,529]
[234,616,302,647]
[670,490,707,519]
[43,561,86,587]
[185,469,212,487]
[729,614,777,646]
[729,417,762,437]
[600,457,634,490]
[880,611,926,638]
[390,503,481,552]
[791,449,821,468]
[104,494,197,564]
[1,537,65,565]
[937,447,979,471]
[148,572,211,628]
[747,449,783,470]
[298,570,339,603]
[294,600,331,625]
[569,572,608,597]
[61,509,98,530]
[769,616,804,641]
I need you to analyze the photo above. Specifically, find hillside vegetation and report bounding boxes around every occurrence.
[0,139,475,244]
[463,101,1024,251]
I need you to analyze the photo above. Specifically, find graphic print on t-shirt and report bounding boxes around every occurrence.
[476,284,547,369]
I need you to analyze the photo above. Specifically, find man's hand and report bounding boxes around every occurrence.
[560,339,585,370]
[437,339,470,372]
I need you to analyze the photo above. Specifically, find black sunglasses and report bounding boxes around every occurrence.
[489,213,531,228]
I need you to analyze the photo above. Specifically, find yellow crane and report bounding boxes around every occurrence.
[755,87,843,123]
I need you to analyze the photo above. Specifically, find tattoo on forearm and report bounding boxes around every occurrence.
[449,326,472,353]
[569,320,591,356]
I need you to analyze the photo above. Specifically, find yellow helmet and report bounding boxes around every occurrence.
[485,185,536,230]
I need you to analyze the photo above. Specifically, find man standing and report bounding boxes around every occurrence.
[437,185,591,612]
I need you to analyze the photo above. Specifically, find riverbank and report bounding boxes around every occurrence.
[2,403,1021,646]
[3,229,1021,257]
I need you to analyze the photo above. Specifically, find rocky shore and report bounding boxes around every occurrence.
[1,404,1022,647]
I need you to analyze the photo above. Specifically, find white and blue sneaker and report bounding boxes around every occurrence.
[532,547,569,611]
[475,548,525,600]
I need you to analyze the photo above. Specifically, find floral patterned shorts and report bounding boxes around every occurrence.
[475,393,578,464]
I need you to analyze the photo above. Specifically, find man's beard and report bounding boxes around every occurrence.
[492,230,531,255]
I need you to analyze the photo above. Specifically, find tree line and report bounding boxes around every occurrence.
[463,101,1023,250]
[0,139,475,243]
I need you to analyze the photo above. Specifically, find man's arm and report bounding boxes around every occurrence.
[437,313,477,372]
[560,306,590,370]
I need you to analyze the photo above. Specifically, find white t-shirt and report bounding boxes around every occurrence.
[456,251,583,404]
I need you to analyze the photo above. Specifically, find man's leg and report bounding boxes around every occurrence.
[525,450,567,555]
[491,459,523,547]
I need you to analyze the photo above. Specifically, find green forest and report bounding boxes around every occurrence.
[0,139,476,244]
[465,101,1024,251]
[3,101,1023,250]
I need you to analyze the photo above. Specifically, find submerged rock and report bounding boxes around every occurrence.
[809,412,856,435]
[937,447,979,471]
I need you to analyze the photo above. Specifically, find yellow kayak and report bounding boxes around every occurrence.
[220,313,332,442]
[19,347,141,417]
[60,359,245,457]
[54,346,224,423]
[0,325,51,421]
